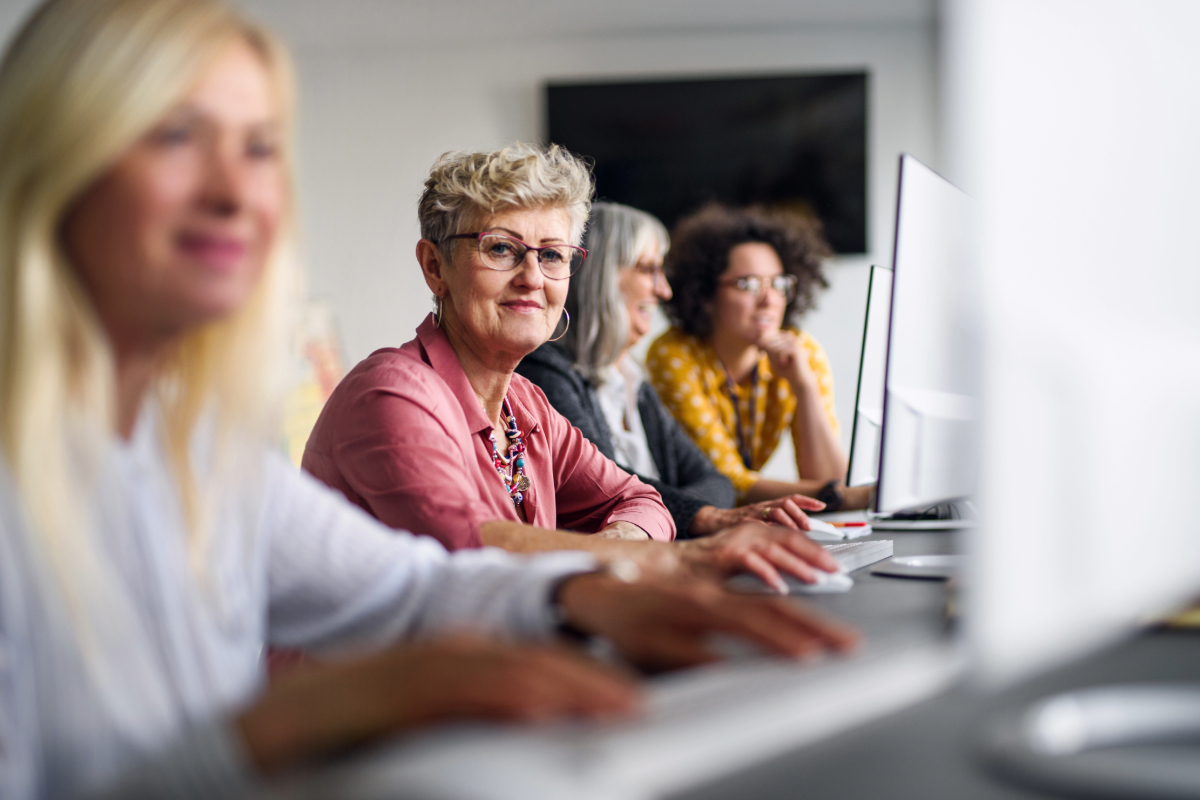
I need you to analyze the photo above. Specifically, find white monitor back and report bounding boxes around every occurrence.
[945,0,1200,684]
[876,155,980,514]
[847,265,892,487]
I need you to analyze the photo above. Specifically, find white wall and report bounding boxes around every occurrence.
[288,20,939,451]
[0,1,939,454]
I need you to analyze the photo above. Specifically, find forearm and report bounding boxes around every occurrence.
[743,477,829,504]
[642,476,722,540]
[480,520,647,553]
[688,505,726,537]
[790,381,848,481]
[479,521,679,575]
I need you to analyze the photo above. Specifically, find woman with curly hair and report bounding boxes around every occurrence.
[647,204,870,511]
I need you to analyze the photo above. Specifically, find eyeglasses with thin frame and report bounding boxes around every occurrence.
[718,274,798,303]
[631,260,667,287]
[440,231,587,280]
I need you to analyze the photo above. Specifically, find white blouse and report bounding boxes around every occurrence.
[0,409,595,799]
[594,359,660,481]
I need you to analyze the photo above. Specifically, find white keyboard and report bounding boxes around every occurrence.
[301,642,964,800]
[823,539,894,572]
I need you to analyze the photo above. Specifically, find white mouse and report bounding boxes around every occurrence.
[726,568,854,595]
[803,518,846,542]
[788,569,854,594]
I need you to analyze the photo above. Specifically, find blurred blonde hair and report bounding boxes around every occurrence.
[418,142,594,256]
[0,0,297,595]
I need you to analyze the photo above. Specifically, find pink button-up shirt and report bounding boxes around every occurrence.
[303,315,675,550]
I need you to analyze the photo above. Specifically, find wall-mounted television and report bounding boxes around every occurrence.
[546,72,867,254]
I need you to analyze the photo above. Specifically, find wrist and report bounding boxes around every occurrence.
[550,572,601,641]
[788,370,820,398]
[688,505,724,537]
[674,537,714,573]
[553,561,641,638]
[598,521,651,541]
[237,704,299,775]
[816,480,844,513]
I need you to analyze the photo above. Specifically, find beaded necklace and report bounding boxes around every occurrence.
[489,398,530,507]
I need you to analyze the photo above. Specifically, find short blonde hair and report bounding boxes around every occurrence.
[418,142,594,254]
[0,0,297,602]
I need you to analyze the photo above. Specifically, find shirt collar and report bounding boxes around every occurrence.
[616,357,646,390]
[506,390,542,439]
[415,313,492,434]
[414,313,542,438]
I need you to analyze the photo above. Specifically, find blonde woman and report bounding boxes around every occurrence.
[0,1,855,797]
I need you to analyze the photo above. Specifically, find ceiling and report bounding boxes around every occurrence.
[238,0,937,49]
[0,0,936,52]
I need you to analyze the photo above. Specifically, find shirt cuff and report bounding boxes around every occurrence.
[508,550,600,640]
[605,508,675,542]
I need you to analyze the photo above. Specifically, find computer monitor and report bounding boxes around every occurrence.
[874,154,980,515]
[846,264,892,488]
[945,1,1200,794]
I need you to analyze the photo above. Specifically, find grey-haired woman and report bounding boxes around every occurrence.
[517,203,834,546]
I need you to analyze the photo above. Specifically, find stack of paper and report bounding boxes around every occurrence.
[805,518,874,541]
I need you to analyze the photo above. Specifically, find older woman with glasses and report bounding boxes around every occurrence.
[647,204,871,511]
[304,148,843,590]
[516,202,837,579]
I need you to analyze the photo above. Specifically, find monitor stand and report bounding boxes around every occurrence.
[982,683,1200,799]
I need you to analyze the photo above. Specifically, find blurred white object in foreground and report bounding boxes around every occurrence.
[944,0,1200,684]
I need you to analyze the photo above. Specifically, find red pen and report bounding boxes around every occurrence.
[829,521,867,528]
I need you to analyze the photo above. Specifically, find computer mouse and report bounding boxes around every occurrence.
[791,569,854,594]
[726,568,854,595]
[803,518,845,542]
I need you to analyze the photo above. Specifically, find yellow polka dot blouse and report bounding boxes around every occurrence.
[645,326,839,498]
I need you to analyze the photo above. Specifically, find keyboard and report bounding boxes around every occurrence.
[309,640,963,800]
[824,539,894,572]
[725,540,895,595]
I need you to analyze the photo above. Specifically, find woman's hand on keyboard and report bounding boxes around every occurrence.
[690,494,825,536]
[676,521,841,593]
[237,635,640,774]
[555,573,859,671]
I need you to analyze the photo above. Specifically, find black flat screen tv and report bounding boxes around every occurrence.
[546,72,867,254]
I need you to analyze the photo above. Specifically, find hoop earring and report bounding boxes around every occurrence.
[434,295,444,328]
[548,310,570,342]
